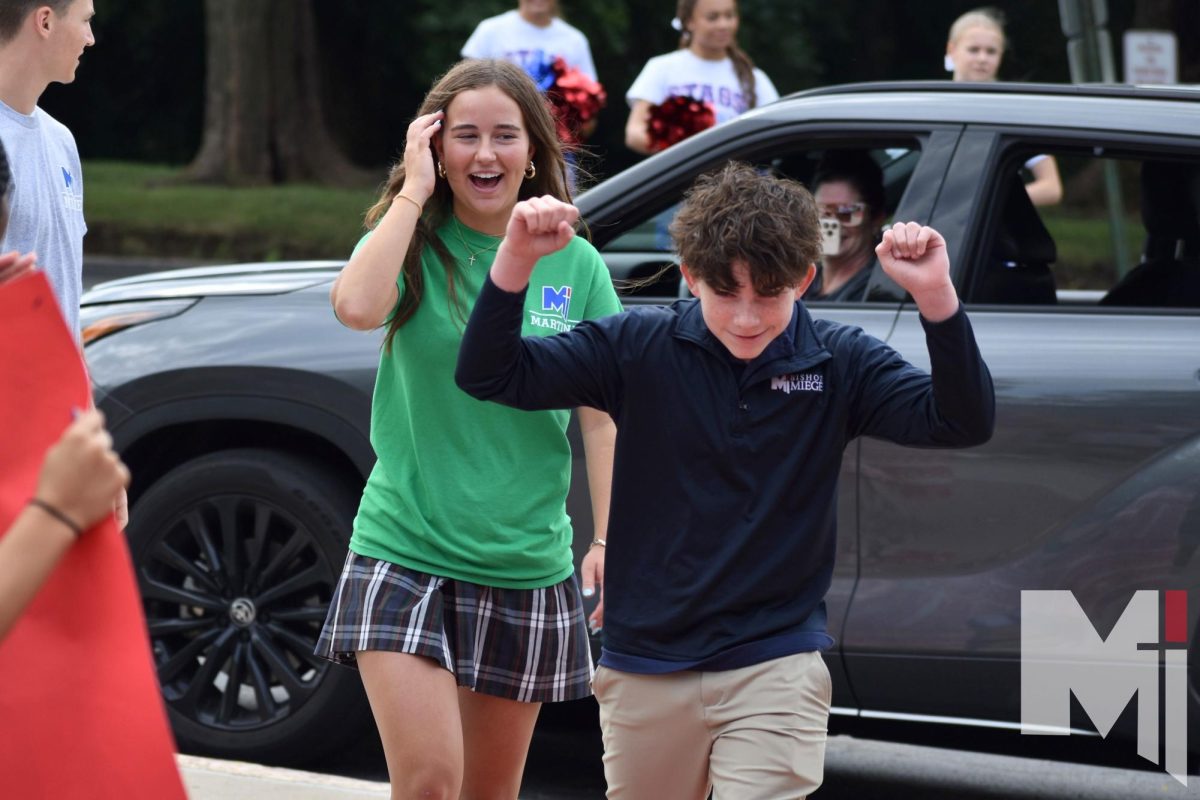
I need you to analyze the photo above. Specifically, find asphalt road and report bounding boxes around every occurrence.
[308,701,1198,799]
[317,731,1200,800]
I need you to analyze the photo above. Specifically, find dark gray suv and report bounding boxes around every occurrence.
[82,81,1200,769]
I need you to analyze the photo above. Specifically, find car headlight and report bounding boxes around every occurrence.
[79,299,198,346]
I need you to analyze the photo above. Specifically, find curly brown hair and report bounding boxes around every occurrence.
[669,162,821,295]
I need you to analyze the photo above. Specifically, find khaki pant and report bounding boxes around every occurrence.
[594,652,831,800]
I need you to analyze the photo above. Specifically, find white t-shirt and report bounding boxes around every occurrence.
[626,49,779,125]
[0,100,86,338]
[462,10,597,81]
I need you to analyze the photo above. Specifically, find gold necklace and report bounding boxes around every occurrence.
[453,217,504,266]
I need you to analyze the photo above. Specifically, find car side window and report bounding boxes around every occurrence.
[969,147,1200,311]
[602,140,925,302]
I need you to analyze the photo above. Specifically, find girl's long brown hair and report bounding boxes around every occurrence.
[675,0,759,110]
[364,59,572,351]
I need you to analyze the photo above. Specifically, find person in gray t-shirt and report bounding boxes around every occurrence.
[0,4,124,529]
[0,0,95,337]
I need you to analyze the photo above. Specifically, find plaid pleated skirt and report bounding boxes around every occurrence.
[315,551,594,703]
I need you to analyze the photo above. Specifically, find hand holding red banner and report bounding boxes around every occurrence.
[0,271,185,799]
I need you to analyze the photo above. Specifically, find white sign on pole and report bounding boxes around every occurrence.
[1123,30,1177,85]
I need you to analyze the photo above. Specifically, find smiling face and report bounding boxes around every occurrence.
[435,85,534,234]
[683,260,811,361]
[46,0,95,85]
[685,0,738,59]
[948,24,1004,82]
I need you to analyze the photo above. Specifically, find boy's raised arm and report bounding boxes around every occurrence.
[456,197,615,413]
[859,222,994,447]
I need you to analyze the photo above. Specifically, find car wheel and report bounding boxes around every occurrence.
[126,448,371,763]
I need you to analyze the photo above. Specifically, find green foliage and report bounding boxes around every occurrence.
[83,161,375,261]
[1040,207,1146,289]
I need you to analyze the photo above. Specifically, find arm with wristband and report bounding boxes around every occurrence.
[0,409,130,641]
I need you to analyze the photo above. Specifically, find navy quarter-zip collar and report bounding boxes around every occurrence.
[669,297,834,387]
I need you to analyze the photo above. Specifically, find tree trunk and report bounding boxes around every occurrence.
[185,0,371,186]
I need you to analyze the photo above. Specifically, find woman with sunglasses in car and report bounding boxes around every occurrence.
[808,150,886,302]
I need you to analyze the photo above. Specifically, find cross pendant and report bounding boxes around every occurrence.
[468,254,477,266]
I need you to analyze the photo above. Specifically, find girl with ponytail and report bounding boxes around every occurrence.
[625,0,778,154]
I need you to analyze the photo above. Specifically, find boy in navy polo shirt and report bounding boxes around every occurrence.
[456,162,994,799]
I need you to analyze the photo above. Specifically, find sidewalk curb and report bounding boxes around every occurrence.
[177,754,390,799]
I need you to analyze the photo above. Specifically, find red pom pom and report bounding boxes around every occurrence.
[545,56,607,145]
[646,95,716,153]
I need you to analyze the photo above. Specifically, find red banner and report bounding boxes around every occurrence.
[0,272,185,799]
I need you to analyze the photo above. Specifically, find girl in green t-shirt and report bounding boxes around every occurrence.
[316,59,618,800]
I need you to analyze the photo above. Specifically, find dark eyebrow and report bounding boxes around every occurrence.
[448,123,523,132]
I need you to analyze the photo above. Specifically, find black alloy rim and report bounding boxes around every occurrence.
[137,493,336,733]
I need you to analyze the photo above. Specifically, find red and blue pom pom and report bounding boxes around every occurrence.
[526,56,607,145]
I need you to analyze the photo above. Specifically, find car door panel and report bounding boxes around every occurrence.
[848,307,1200,725]
[842,127,1200,727]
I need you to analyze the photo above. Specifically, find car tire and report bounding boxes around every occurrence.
[126,448,371,764]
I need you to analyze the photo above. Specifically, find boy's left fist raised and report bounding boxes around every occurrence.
[875,222,960,322]
[504,196,579,261]
[491,196,580,292]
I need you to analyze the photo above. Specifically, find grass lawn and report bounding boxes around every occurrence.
[83,161,380,262]
[84,161,1142,288]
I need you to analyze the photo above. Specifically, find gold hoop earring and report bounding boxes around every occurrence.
[524,162,536,180]
[437,161,446,179]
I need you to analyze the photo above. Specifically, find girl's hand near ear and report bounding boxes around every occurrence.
[401,110,444,206]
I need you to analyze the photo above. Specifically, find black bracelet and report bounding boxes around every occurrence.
[28,498,83,538]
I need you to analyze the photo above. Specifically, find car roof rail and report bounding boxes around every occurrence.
[782,80,1200,105]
